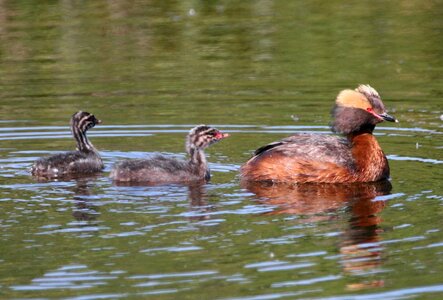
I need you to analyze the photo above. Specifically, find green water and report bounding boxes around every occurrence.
[0,1,442,299]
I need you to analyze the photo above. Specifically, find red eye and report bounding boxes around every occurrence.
[366,107,373,112]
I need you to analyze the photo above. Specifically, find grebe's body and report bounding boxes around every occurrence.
[111,154,210,183]
[241,85,397,183]
[110,125,229,184]
[31,111,103,177]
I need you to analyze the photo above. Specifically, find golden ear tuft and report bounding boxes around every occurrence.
[355,84,380,98]
[335,89,371,110]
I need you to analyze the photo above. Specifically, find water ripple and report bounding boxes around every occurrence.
[388,154,443,164]
[0,124,439,142]
[127,270,218,280]
[315,284,443,300]
[140,246,203,253]
[272,275,342,287]
[11,264,118,291]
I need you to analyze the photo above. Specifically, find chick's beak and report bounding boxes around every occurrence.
[215,132,230,139]
[379,112,398,123]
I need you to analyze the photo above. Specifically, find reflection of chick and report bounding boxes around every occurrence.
[187,184,212,221]
[71,178,100,222]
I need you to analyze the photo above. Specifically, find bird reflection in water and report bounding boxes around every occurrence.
[187,183,215,221]
[243,180,392,291]
[32,174,101,221]
[113,180,214,222]
[71,177,101,221]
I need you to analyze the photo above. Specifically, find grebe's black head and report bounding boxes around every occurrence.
[186,125,229,151]
[71,111,101,133]
[331,84,397,135]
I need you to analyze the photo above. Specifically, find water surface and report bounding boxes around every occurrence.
[0,1,442,299]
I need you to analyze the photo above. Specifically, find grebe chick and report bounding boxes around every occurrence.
[31,111,104,177]
[241,84,398,183]
[110,125,229,183]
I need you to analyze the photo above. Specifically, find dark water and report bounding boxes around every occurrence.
[1,1,442,299]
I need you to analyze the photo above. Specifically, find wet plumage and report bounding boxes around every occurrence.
[110,125,229,184]
[241,85,398,183]
[31,111,104,177]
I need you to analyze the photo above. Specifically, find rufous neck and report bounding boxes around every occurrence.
[348,132,389,181]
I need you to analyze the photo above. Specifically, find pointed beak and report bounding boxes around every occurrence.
[215,132,230,140]
[379,112,398,123]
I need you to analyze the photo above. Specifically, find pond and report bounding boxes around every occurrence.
[0,1,442,299]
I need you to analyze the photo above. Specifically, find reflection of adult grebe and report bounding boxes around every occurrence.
[241,85,398,183]
[245,180,391,290]
[244,180,389,216]
[340,192,388,291]
[31,111,104,178]
[110,125,229,184]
